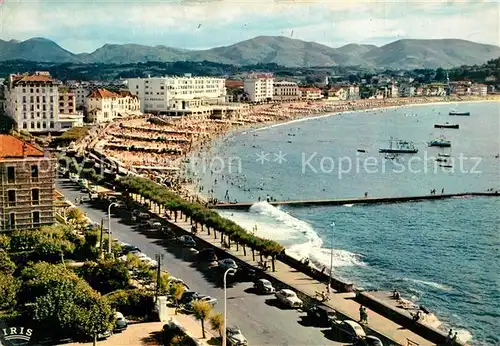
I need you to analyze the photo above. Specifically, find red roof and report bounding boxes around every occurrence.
[88,88,121,99]
[226,80,244,88]
[12,73,55,86]
[0,135,44,160]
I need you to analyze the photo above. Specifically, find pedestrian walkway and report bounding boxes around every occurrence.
[134,195,436,346]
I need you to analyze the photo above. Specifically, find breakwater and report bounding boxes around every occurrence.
[210,192,500,209]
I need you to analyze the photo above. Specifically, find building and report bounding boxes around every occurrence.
[86,88,141,123]
[399,85,416,97]
[471,84,487,97]
[243,73,274,102]
[273,81,300,101]
[346,85,361,100]
[389,84,399,98]
[449,81,472,96]
[299,87,323,100]
[0,134,55,231]
[126,75,226,114]
[325,87,348,100]
[3,72,83,133]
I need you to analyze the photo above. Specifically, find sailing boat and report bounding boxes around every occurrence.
[449,109,470,116]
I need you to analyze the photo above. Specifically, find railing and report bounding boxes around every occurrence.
[407,339,419,346]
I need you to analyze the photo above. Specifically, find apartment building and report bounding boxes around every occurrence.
[0,135,55,231]
[243,73,274,102]
[86,88,141,123]
[3,72,83,133]
[273,81,299,101]
[299,87,323,100]
[471,84,487,97]
[126,75,226,114]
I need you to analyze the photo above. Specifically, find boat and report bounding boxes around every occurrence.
[449,110,470,116]
[434,123,459,129]
[357,149,366,153]
[438,153,451,157]
[379,138,418,154]
[440,164,453,168]
[428,135,451,148]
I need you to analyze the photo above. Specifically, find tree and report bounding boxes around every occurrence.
[67,207,87,227]
[19,262,114,340]
[9,230,42,252]
[0,234,10,251]
[0,274,19,310]
[209,312,224,340]
[168,282,185,313]
[105,289,155,320]
[191,300,212,339]
[78,259,131,294]
[0,249,15,275]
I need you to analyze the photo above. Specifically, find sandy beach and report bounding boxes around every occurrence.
[87,95,499,201]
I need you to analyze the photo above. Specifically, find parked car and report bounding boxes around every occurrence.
[169,276,190,290]
[306,304,337,327]
[226,326,248,346]
[218,258,238,271]
[161,227,176,239]
[113,312,128,333]
[184,295,218,312]
[147,220,163,229]
[230,266,256,282]
[253,279,275,294]
[275,289,303,308]
[331,319,366,342]
[179,291,200,305]
[196,248,218,262]
[177,235,196,247]
[137,212,151,220]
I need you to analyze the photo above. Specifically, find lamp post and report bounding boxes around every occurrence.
[107,202,118,255]
[223,268,236,346]
[328,222,335,293]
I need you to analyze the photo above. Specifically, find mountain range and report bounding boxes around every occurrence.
[1,36,499,69]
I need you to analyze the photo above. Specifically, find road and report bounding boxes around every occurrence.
[57,178,343,346]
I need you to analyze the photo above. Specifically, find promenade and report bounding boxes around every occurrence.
[211,191,500,209]
[134,193,438,346]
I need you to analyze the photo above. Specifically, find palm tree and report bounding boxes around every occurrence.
[209,312,224,340]
[169,282,185,314]
[191,300,212,339]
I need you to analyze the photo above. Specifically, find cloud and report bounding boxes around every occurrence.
[0,0,498,52]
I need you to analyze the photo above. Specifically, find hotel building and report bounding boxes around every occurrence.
[3,72,83,133]
[86,89,141,123]
[243,73,274,102]
[126,75,226,115]
[273,81,300,101]
[0,134,56,231]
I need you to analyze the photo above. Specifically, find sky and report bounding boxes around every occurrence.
[0,0,498,53]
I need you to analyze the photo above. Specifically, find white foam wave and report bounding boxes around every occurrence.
[403,278,452,292]
[455,329,473,343]
[221,201,365,270]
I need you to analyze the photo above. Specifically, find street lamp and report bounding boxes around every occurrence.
[107,202,118,255]
[328,222,335,293]
[223,268,236,346]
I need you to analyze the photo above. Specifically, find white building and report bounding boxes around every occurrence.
[86,89,141,123]
[471,84,488,97]
[299,87,323,100]
[3,72,83,133]
[273,81,299,101]
[244,73,274,102]
[126,75,226,114]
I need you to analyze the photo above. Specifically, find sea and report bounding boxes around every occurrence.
[183,101,500,345]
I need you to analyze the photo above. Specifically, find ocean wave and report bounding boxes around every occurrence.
[403,277,453,292]
[221,201,365,270]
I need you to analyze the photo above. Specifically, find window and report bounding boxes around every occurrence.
[31,165,39,180]
[37,122,41,129]
[31,123,34,129]
[32,189,40,205]
[23,123,27,129]
[9,213,16,229]
[50,121,54,128]
[32,211,40,225]
[7,166,15,184]
[8,190,16,206]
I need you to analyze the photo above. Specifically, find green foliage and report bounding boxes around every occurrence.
[105,289,154,319]
[0,273,19,310]
[116,176,284,257]
[52,126,90,146]
[67,207,87,226]
[191,300,212,339]
[0,234,10,251]
[19,262,113,340]
[9,230,42,252]
[78,259,131,294]
[0,249,15,275]
[168,282,185,307]
[209,312,224,339]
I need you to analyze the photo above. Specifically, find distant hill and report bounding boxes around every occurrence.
[1,36,499,69]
